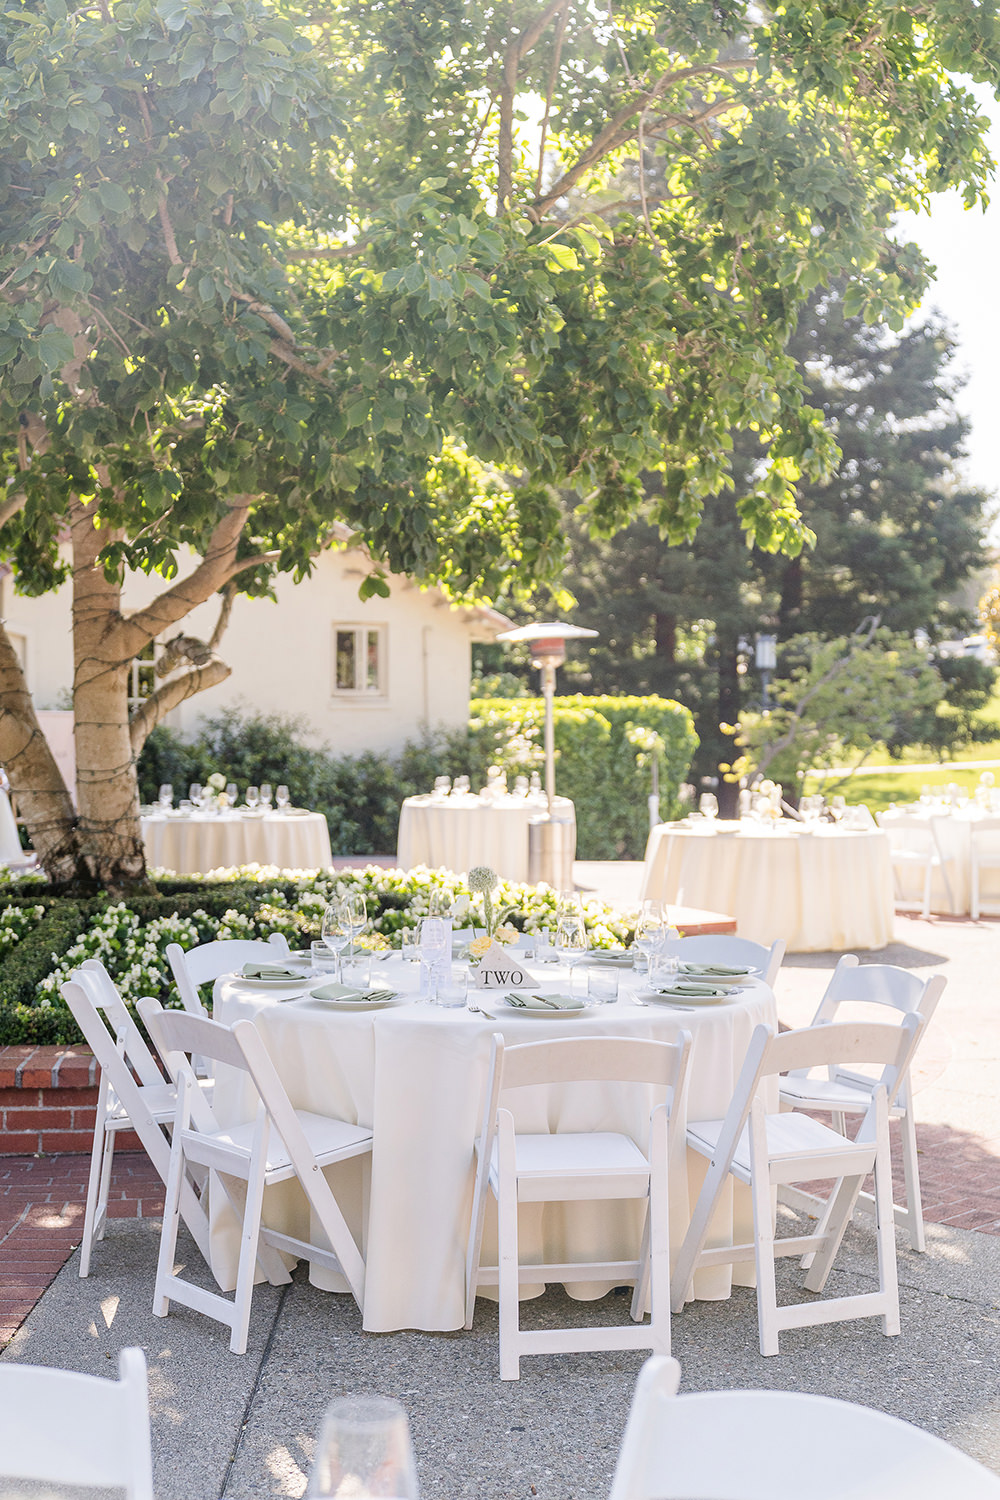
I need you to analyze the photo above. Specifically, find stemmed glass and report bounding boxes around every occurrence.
[306,1396,420,1498]
[225,782,238,810]
[341,894,367,961]
[260,783,273,810]
[698,792,719,820]
[189,782,203,811]
[321,904,350,981]
[276,784,291,811]
[554,911,588,978]
[158,783,173,811]
[418,917,449,1000]
[634,906,665,974]
[245,785,260,810]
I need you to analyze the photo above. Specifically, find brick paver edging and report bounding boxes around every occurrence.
[0,1044,139,1155]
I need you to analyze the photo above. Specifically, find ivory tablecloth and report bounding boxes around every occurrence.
[141,810,332,874]
[640,820,894,953]
[396,793,576,882]
[212,958,777,1332]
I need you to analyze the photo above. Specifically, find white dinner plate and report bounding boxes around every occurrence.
[480,994,588,1019]
[305,981,403,1011]
[643,986,738,1007]
[236,973,314,989]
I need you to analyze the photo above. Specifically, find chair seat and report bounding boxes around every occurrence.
[688,1112,875,1181]
[106,1077,214,1130]
[190,1111,372,1183]
[889,848,944,865]
[491,1130,649,1177]
[779,1075,902,1116]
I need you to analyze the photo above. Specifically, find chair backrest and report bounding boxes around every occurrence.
[969,816,1000,859]
[166,933,291,1016]
[67,961,166,1090]
[811,955,945,1027]
[0,1347,153,1500]
[609,1355,1000,1500]
[878,812,946,860]
[147,1002,251,1076]
[669,934,786,987]
[476,1030,692,1169]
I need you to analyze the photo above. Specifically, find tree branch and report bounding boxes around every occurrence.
[515,0,572,63]
[0,486,29,532]
[535,0,570,196]
[128,658,232,756]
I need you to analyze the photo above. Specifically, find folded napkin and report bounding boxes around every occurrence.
[584,949,632,966]
[239,961,306,980]
[310,981,396,1004]
[679,962,752,977]
[654,981,730,998]
[503,991,584,1011]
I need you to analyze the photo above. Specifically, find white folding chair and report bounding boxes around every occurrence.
[166,933,291,1018]
[61,961,212,1277]
[878,811,957,916]
[969,816,1000,919]
[666,934,785,987]
[671,1014,922,1356]
[778,955,946,1251]
[144,1004,372,1355]
[465,1029,691,1380]
[0,1348,153,1500]
[609,1354,1000,1500]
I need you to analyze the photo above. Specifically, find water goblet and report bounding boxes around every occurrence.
[306,1396,419,1499]
[341,894,368,961]
[418,917,449,1000]
[225,782,238,808]
[633,910,665,975]
[189,782,203,810]
[698,792,719,820]
[260,783,273,810]
[320,905,349,981]
[555,915,588,990]
[276,784,291,811]
[158,783,173,811]
[245,785,260,810]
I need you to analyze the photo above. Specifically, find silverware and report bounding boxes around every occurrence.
[531,993,558,1009]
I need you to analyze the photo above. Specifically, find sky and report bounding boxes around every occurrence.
[894,87,1000,523]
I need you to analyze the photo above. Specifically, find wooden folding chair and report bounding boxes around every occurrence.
[609,1354,1000,1499]
[0,1348,153,1500]
[778,955,946,1251]
[145,1005,372,1355]
[60,963,212,1277]
[671,1014,922,1355]
[465,1030,691,1380]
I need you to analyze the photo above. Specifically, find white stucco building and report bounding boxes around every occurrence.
[2,541,509,786]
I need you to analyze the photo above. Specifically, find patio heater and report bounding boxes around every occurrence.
[495,620,598,889]
[756,633,777,711]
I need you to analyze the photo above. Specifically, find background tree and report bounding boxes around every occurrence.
[2,0,1000,888]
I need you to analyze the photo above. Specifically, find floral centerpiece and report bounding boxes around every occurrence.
[466,865,519,959]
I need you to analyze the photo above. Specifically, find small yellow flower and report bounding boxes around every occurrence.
[469,933,493,958]
[494,924,519,946]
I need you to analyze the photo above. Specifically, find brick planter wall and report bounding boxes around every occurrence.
[0,1046,137,1155]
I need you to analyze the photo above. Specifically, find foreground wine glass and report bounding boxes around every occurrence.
[246,785,260,810]
[321,904,350,981]
[306,1396,419,1498]
[342,894,367,961]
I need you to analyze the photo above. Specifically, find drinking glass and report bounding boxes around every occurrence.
[698,792,719,820]
[189,782,203,810]
[311,939,340,977]
[555,916,588,980]
[245,785,260,810]
[418,917,449,1000]
[260,783,273,809]
[342,951,372,990]
[587,967,619,1005]
[399,926,420,962]
[276,784,291,811]
[158,783,173,811]
[321,904,349,981]
[341,894,368,960]
[436,964,468,1008]
[306,1396,419,1499]
[225,782,238,807]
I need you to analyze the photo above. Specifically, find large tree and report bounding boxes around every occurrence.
[1,0,999,888]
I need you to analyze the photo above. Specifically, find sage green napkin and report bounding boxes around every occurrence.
[240,961,306,980]
[310,981,396,1004]
[679,962,752,977]
[654,981,730,998]
[504,991,585,1012]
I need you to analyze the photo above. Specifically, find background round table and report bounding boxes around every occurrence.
[640,819,894,953]
[213,959,776,1332]
[396,792,576,882]
[141,810,332,874]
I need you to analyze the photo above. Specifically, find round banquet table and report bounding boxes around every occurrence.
[212,957,777,1332]
[396,792,576,882]
[640,819,894,953]
[141,810,332,875]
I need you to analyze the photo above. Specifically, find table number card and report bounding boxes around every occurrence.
[474,940,536,991]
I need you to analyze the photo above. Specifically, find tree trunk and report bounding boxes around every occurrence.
[780,555,803,637]
[70,500,149,893]
[0,623,81,884]
[716,626,741,819]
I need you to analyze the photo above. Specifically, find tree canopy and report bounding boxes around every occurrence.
[1,0,1000,885]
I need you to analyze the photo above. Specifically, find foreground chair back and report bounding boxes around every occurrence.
[142,1001,372,1354]
[671,1014,922,1355]
[61,962,211,1276]
[609,1355,1000,1500]
[465,1029,691,1380]
[0,1347,153,1500]
[166,933,291,1018]
[778,955,946,1251]
[667,935,785,988]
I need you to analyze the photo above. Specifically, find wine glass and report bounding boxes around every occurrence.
[554,913,588,977]
[260,782,273,810]
[418,916,449,1000]
[225,782,238,809]
[698,792,719,820]
[189,782,203,810]
[276,784,290,811]
[341,894,367,960]
[634,909,665,974]
[320,904,349,981]
[427,888,452,919]
[158,783,173,811]
[306,1396,420,1498]
[246,785,260,810]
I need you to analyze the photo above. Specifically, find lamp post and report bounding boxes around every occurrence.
[755,633,777,711]
[496,620,598,885]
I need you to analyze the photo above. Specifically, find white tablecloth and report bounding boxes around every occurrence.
[141,811,332,874]
[212,958,776,1332]
[396,793,576,882]
[878,805,1000,914]
[0,788,21,864]
[640,820,894,953]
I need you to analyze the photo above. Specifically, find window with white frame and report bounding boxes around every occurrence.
[333,624,385,697]
[128,640,158,712]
